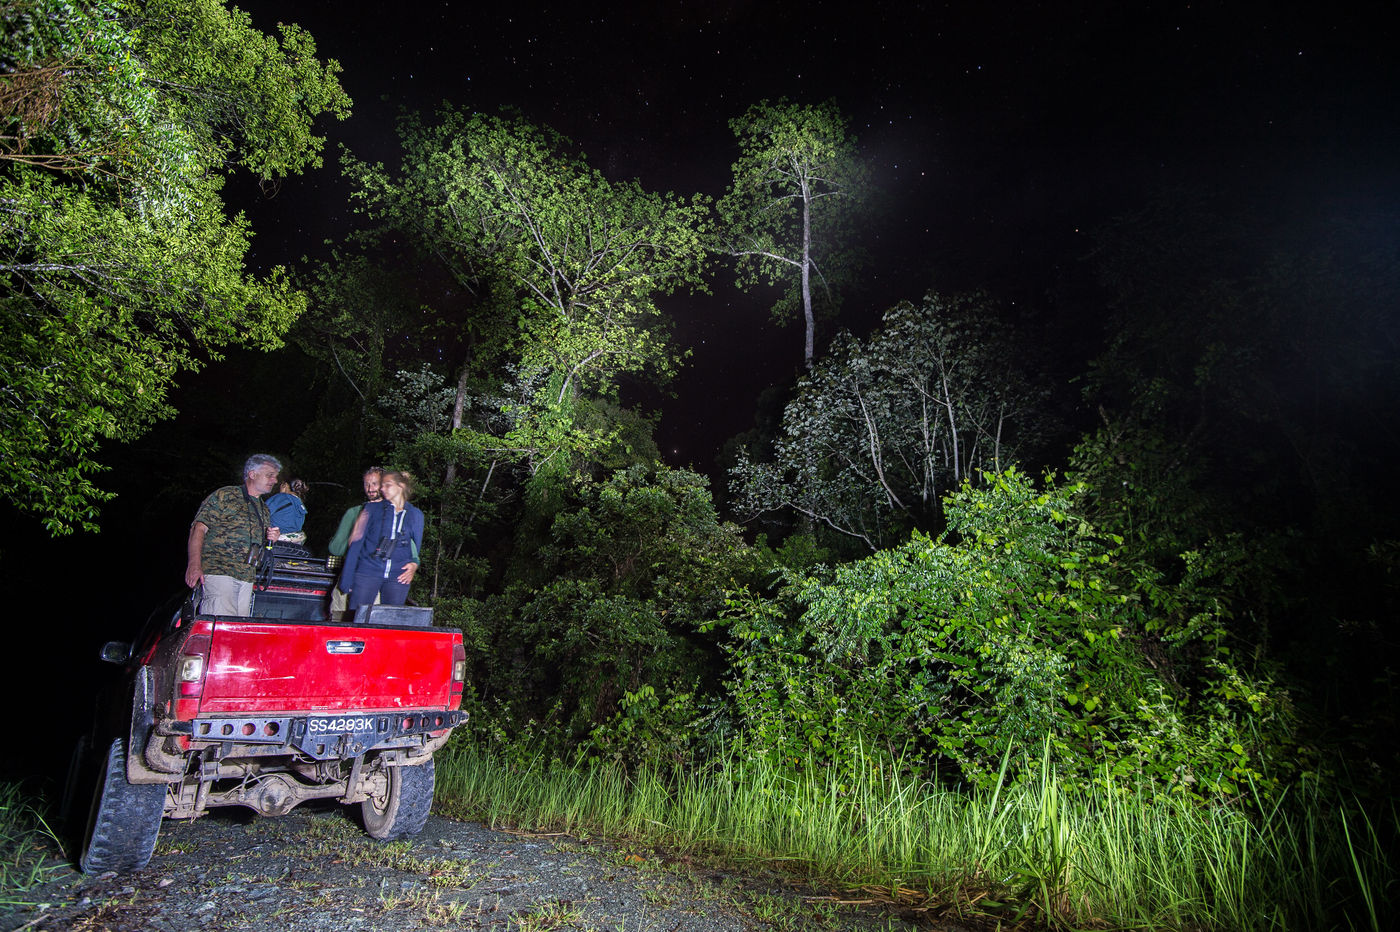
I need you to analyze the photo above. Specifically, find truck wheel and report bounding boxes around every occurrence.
[80,738,165,873]
[361,758,435,840]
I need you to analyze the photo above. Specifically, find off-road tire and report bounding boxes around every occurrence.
[361,757,435,840]
[80,738,166,873]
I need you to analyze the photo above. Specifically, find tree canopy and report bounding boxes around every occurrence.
[0,0,350,533]
[345,107,710,482]
[731,291,1052,549]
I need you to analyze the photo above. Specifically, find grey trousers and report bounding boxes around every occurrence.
[200,574,253,616]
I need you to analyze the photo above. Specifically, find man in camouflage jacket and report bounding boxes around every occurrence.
[185,454,282,615]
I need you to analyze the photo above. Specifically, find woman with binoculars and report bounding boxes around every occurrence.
[339,470,424,608]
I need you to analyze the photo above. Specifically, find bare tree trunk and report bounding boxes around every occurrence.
[433,365,472,600]
[444,365,470,487]
[855,385,904,510]
[917,386,936,506]
[993,402,1005,473]
[801,185,815,371]
[939,365,961,484]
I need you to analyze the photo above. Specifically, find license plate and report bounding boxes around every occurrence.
[306,715,379,736]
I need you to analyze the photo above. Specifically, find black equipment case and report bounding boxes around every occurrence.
[252,543,335,621]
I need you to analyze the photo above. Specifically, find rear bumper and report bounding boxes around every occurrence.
[162,709,466,761]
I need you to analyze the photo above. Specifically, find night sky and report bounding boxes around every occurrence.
[222,0,1397,466]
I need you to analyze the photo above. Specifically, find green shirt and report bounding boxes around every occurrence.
[327,503,365,557]
[194,486,271,582]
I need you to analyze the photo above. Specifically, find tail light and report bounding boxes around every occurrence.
[450,642,466,706]
[178,635,212,698]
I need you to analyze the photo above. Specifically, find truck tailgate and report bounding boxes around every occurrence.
[199,620,458,714]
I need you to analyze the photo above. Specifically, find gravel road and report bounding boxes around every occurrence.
[3,806,943,932]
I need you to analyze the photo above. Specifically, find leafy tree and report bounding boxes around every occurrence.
[0,0,349,532]
[730,291,1052,550]
[344,108,710,489]
[3,0,349,185]
[717,98,868,371]
[375,364,456,448]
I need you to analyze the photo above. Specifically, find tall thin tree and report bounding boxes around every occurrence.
[718,98,867,371]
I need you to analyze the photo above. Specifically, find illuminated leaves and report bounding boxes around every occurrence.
[717,98,868,370]
[719,470,1295,799]
[730,291,1049,550]
[347,107,710,477]
[0,1,349,531]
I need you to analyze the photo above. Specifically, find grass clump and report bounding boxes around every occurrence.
[0,781,65,908]
[434,737,1396,931]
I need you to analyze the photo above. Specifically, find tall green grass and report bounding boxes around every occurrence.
[0,781,64,908]
[435,738,1394,931]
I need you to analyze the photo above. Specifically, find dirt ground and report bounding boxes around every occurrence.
[2,805,955,932]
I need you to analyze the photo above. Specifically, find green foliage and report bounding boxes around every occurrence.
[324,110,716,614]
[376,364,456,446]
[716,469,1296,800]
[0,0,349,532]
[585,684,702,772]
[344,107,710,484]
[730,291,1053,550]
[1,170,306,533]
[753,531,832,576]
[0,781,62,907]
[131,0,351,180]
[3,0,195,196]
[717,97,868,369]
[460,464,760,766]
[2,0,349,187]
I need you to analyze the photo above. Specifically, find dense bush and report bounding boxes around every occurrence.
[457,464,762,766]
[713,469,1297,800]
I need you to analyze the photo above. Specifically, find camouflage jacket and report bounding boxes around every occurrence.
[194,486,271,582]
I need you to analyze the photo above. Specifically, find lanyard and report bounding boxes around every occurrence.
[243,490,266,546]
[380,505,407,579]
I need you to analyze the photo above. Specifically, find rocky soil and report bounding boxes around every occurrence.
[3,806,945,932]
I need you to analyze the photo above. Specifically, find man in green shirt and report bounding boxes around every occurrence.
[185,454,282,615]
[327,467,383,612]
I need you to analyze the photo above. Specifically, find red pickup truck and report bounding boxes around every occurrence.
[72,574,467,874]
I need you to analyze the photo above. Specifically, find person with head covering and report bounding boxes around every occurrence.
[266,478,310,544]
